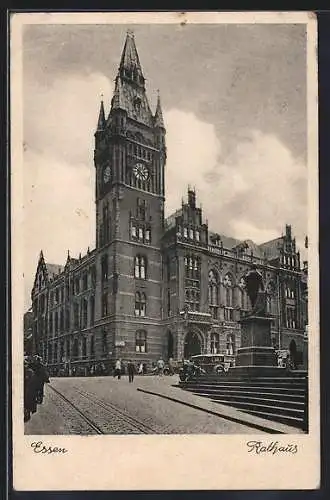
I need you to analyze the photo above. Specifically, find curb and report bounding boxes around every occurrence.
[136,387,300,434]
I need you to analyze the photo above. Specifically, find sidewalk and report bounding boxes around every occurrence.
[134,375,304,434]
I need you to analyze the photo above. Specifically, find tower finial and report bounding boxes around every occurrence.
[96,99,106,132]
[154,90,165,129]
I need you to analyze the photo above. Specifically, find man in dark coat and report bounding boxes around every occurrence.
[30,356,50,405]
[127,360,135,383]
[24,359,38,422]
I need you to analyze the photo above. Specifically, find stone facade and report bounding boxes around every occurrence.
[29,33,308,374]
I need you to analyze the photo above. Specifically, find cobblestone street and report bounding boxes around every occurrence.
[24,375,262,435]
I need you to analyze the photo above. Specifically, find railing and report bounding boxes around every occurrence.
[207,245,265,265]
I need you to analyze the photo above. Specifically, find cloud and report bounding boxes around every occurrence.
[23,148,96,308]
[23,71,113,308]
[24,72,113,164]
[164,108,307,247]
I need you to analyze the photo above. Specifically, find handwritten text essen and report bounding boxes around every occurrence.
[31,441,68,454]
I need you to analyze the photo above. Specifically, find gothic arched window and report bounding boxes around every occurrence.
[208,269,219,319]
[90,296,95,325]
[136,330,147,353]
[226,334,235,355]
[238,276,248,310]
[224,273,234,320]
[82,298,88,329]
[102,330,108,355]
[135,291,146,317]
[90,335,95,357]
[134,255,147,279]
[82,337,87,359]
[72,338,79,359]
[224,273,234,306]
[210,332,220,354]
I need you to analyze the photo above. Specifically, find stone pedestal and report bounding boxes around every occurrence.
[231,314,285,377]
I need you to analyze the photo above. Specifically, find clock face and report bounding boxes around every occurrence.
[133,162,149,181]
[103,165,111,183]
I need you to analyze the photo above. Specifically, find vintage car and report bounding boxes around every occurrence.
[190,353,236,374]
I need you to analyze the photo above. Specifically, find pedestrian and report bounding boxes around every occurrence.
[168,357,174,375]
[31,356,50,405]
[138,362,144,375]
[24,359,35,422]
[115,359,122,380]
[24,356,39,422]
[157,357,165,376]
[127,360,135,383]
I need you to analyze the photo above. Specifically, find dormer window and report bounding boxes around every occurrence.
[189,228,194,239]
[183,227,188,238]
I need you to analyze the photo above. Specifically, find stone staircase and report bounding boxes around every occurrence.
[179,372,308,430]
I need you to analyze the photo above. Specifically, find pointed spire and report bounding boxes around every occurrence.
[96,98,106,132]
[119,30,145,86]
[154,90,165,129]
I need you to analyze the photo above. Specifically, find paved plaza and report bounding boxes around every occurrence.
[24,375,265,435]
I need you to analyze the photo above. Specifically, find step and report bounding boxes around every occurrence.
[180,384,306,395]
[212,399,305,417]
[239,408,305,428]
[190,375,308,381]
[183,385,307,400]
[183,385,306,396]
[184,375,308,382]
[188,377,307,385]
[192,392,305,408]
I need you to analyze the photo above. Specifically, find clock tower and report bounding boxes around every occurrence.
[93,31,167,361]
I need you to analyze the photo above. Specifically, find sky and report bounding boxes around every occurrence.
[22,22,307,309]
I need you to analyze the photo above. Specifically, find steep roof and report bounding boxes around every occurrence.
[109,32,154,127]
[45,263,64,278]
[165,208,183,229]
[119,31,144,80]
[208,231,242,249]
[259,237,284,260]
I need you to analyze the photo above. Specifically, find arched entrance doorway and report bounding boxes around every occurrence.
[289,339,297,369]
[184,330,202,359]
[167,331,174,360]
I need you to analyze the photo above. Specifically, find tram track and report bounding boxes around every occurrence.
[74,387,158,434]
[48,384,158,434]
[48,384,104,434]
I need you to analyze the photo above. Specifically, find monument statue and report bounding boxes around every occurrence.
[244,264,266,315]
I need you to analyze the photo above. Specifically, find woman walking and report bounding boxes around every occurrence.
[115,359,122,379]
